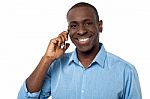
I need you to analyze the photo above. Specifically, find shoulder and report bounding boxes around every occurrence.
[105,52,139,82]
[106,52,136,72]
[49,52,73,69]
[60,52,73,60]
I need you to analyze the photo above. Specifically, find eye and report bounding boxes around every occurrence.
[84,22,93,26]
[70,24,78,29]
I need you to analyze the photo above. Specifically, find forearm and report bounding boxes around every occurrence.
[25,31,69,93]
[26,56,54,93]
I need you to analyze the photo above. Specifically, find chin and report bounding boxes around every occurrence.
[77,45,93,53]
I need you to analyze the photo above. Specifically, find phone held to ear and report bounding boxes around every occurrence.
[61,30,70,49]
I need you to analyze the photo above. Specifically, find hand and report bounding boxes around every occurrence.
[44,31,70,62]
[26,31,70,93]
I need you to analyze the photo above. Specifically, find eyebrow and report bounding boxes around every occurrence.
[69,21,78,24]
[69,19,93,24]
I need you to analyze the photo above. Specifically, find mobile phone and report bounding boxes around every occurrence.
[61,30,70,49]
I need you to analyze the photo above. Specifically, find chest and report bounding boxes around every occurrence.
[51,65,124,99]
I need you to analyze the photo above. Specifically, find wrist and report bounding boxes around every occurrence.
[41,55,55,65]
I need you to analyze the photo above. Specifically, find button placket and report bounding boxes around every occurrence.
[81,69,86,99]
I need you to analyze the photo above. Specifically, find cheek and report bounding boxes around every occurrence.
[92,32,99,42]
[69,32,76,39]
[69,33,72,39]
[69,33,74,42]
[88,26,99,34]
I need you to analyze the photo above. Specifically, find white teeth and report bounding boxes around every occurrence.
[79,38,89,42]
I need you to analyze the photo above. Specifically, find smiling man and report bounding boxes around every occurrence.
[18,2,142,99]
[67,4,102,68]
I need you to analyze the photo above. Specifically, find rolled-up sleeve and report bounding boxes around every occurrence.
[17,81,41,99]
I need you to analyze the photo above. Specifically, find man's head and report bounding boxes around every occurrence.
[67,2,103,53]
[67,2,99,22]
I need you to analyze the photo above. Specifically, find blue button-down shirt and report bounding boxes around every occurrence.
[18,43,142,99]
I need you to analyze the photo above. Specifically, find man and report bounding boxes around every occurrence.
[18,2,142,99]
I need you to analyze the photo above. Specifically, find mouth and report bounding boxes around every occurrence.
[76,37,91,45]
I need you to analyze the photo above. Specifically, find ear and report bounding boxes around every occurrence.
[98,20,103,32]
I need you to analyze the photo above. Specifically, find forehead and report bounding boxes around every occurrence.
[67,6,96,23]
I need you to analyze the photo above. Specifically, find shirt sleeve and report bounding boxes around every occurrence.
[17,81,41,99]
[17,68,52,99]
[123,65,142,99]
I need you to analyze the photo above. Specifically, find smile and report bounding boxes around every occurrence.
[77,37,90,44]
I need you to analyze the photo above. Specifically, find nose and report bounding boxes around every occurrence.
[77,25,87,35]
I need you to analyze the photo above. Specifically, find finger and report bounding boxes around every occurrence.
[50,38,58,44]
[65,31,69,41]
[59,31,68,41]
[58,34,65,44]
[58,31,69,48]
[55,36,63,48]
[49,38,59,50]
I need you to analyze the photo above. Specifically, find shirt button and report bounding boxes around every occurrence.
[81,90,84,93]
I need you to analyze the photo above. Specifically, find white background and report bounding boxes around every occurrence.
[0,0,149,99]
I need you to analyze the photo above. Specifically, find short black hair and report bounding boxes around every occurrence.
[67,2,99,21]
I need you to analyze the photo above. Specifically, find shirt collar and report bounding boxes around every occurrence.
[68,43,107,68]
[92,44,107,68]
[68,49,79,65]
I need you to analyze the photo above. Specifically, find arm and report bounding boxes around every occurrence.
[26,31,70,92]
[18,31,70,98]
[123,66,142,99]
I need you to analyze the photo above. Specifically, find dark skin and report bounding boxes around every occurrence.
[67,6,103,67]
[26,6,103,93]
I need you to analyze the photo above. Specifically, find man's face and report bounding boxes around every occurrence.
[67,6,102,53]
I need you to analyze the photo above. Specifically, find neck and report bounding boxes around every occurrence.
[77,44,101,68]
